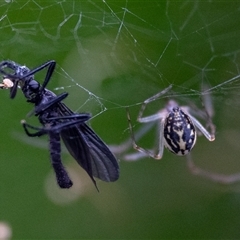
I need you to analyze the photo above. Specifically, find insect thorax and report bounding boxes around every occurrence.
[164,107,197,156]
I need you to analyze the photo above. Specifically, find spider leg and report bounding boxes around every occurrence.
[202,104,216,140]
[137,85,172,121]
[123,119,165,161]
[202,83,214,118]
[127,108,165,160]
[183,84,216,141]
[201,85,216,139]
[124,151,150,161]
[186,154,240,184]
[190,115,215,141]
[109,121,155,155]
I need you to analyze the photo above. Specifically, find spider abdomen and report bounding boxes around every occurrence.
[164,107,197,156]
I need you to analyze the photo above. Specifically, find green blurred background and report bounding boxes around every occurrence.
[1,0,240,239]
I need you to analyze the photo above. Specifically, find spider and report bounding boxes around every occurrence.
[111,84,240,184]
[127,85,215,160]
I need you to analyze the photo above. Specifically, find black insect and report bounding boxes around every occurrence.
[0,60,119,189]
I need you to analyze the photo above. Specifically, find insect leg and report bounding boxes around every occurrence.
[22,112,91,138]
[21,120,47,137]
[31,93,69,116]
[0,61,18,75]
[21,121,73,188]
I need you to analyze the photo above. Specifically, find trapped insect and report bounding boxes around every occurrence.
[0,60,119,189]
[111,85,240,184]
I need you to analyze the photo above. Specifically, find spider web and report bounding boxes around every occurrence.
[1,0,240,202]
[1,1,240,109]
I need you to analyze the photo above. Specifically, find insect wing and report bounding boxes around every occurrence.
[61,123,119,183]
[80,124,119,181]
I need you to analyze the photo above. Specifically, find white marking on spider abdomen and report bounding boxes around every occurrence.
[164,107,197,156]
